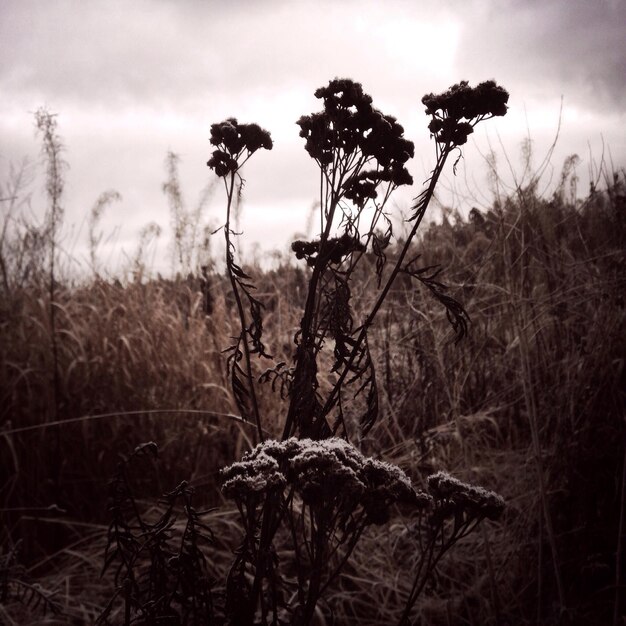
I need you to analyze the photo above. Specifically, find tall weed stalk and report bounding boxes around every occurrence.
[189,78,509,624]
[34,108,67,495]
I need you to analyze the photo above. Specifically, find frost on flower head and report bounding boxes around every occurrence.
[427,471,505,521]
[220,451,286,499]
[360,458,431,524]
[220,437,431,525]
[289,438,367,509]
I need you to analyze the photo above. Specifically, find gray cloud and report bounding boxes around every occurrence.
[454,0,626,111]
[0,0,458,109]
[0,0,224,105]
[1,0,624,269]
[3,0,623,109]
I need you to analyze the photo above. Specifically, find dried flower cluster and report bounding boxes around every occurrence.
[422,80,509,146]
[207,117,273,177]
[427,470,505,521]
[291,233,366,267]
[297,78,415,207]
[221,437,429,525]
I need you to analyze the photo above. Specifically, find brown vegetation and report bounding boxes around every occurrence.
[1,96,624,624]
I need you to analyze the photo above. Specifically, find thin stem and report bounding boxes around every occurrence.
[318,514,367,597]
[282,165,343,439]
[322,147,452,432]
[481,523,502,625]
[397,530,438,626]
[223,172,264,441]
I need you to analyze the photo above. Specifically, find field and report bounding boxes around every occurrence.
[1,87,625,625]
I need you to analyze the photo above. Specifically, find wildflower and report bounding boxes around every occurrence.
[291,239,320,266]
[422,80,509,146]
[297,78,414,203]
[220,451,286,499]
[289,438,367,508]
[207,118,272,177]
[243,123,273,151]
[427,471,505,521]
[220,437,428,525]
[291,234,366,266]
[207,149,238,177]
[361,458,431,524]
[343,175,378,208]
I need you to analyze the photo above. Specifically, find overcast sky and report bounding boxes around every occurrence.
[1,0,625,275]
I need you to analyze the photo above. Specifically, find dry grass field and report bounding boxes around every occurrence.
[1,86,624,625]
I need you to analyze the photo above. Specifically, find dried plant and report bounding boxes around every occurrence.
[98,442,216,625]
[163,151,216,276]
[2,75,622,624]
[199,78,509,624]
[89,190,122,277]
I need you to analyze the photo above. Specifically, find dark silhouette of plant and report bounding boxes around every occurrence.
[98,442,216,625]
[218,438,504,625]
[207,118,274,440]
[203,78,508,625]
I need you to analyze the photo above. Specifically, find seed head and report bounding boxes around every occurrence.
[220,437,429,525]
[422,80,509,146]
[207,118,272,177]
[298,78,414,203]
[427,471,505,520]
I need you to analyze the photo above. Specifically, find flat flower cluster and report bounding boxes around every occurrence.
[427,470,505,521]
[207,117,273,177]
[291,233,366,267]
[297,78,415,207]
[221,438,430,525]
[422,80,509,146]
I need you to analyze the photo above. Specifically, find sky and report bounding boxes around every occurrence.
[1,0,625,276]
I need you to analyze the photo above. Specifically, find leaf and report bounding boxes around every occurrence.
[230,261,251,280]
[401,260,470,342]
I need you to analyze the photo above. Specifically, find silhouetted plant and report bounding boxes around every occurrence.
[93,77,509,625]
[208,118,274,440]
[98,442,216,625]
[202,78,508,625]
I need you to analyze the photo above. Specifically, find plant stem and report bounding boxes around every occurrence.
[282,176,342,439]
[321,148,451,432]
[224,172,264,441]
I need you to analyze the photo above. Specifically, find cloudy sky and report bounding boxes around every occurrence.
[1,0,625,275]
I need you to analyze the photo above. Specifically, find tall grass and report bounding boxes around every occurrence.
[1,82,624,624]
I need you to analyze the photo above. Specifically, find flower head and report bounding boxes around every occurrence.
[221,451,286,499]
[360,458,431,524]
[220,437,428,525]
[422,80,509,146]
[206,149,238,177]
[427,471,505,521]
[207,118,272,177]
[298,78,414,203]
